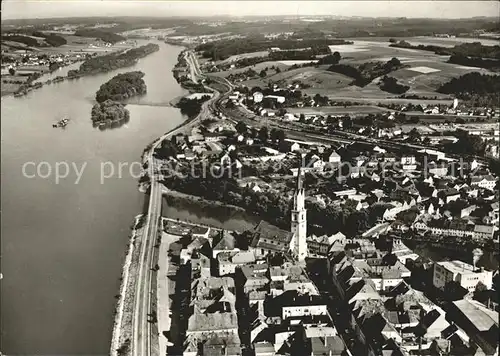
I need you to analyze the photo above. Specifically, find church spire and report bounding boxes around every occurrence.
[297,166,303,191]
[291,166,307,262]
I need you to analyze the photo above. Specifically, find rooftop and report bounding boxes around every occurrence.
[213,230,237,251]
[310,335,345,356]
[453,299,499,331]
[240,263,269,279]
[193,276,235,300]
[188,312,238,332]
[436,260,487,275]
[218,250,256,265]
[305,326,337,338]
[269,262,305,280]
[251,220,294,252]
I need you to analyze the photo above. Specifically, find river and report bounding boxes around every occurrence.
[0,41,188,354]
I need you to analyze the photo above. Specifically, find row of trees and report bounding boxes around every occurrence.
[378,76,410,94]
[68,43,159,77]
[74,28,125,44]
[163,167,374,237]
[327,57,404,87]
[196,35,351,61]
[438,72,500,96]
[448,54,500,71]
[175,95,211,119]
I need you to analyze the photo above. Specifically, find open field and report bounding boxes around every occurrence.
[207,35,499,100]
[407,66,441,74]
[218,50,269,64]
[266,66,352,89]
[276,59,319,65]
[322,96,455,106]
[286,105,391,115]
[389,61,498,97]
[397,36,500,47]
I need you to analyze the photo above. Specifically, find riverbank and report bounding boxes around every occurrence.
[110,214,144,356]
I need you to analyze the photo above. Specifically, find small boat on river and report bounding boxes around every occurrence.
[53,118,70,128]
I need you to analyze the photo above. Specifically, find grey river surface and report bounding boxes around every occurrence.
[2,40,498,355]
[0,41,188,354]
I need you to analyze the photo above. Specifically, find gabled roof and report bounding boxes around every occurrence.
[250,220,293,252]
[453,299,499,331]
[213,230,237,251]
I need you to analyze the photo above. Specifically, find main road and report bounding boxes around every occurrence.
[130,51,225,356]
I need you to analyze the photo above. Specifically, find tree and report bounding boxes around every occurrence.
[259,70,267,78]
[299,114,306,123]
[258,127,269,142]
[332,51,341,63]
[388,57,401,67]
[343,117,353,130]
[235,121,247,134]
[270,128,286,142]
[275,67,281,74]
[408,128,421,142]
[8,68,15,76]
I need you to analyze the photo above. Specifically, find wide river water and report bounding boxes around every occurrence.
[0,40,192,354]
[2,39,498,355]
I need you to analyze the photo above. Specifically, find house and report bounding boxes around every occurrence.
[326,151,341,164]
[401,155,417,170]
[307,234,338,256]
[218,250,256,276]
[254,342,275,356]
[253,91,264,103]
[238,263,269,294]
[418,148,446,161]
[290,142,300,152]
[191,226,210,239]
[250,220,294,258]
[440,188,461,204]
[265,95,286,104]
[448,299,499,356]
[204,132,225,142]
[212,230,239,258]
[432,260,493,292]
[470,175,497,191]
[428,163,449,177]
[473,224,495,240]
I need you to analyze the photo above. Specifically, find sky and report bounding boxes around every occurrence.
[2,0,499,20]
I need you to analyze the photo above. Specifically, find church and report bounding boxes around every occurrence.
[249,169,308,261]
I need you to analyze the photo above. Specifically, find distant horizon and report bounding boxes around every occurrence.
[3,14,500,22]
[2,1,499,21]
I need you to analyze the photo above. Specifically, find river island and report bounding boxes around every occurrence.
[91,71,147,128]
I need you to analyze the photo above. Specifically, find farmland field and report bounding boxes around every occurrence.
[205,35,499,101]
[218,50,270,64]
[287,105,391,115]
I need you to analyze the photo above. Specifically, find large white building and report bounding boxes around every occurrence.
[433,260,493,292]
[470,175,497,191]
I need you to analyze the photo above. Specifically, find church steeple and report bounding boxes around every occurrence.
[297,166,303,191]
[291,168,307,261]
